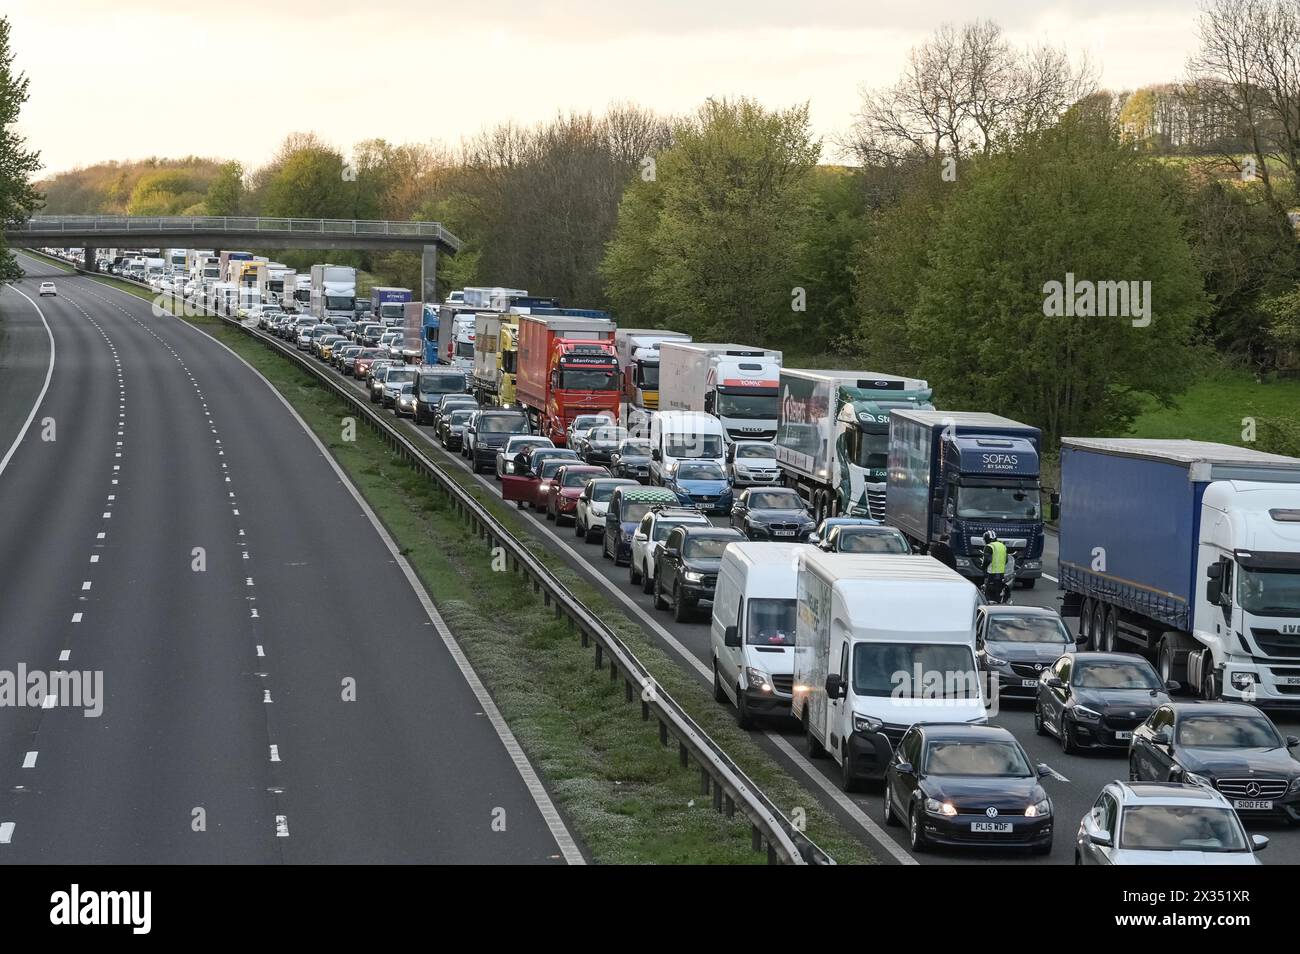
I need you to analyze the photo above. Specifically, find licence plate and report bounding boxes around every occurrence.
[696,503,711,510]
[1020,679,1038,688]
[775,530,795,536]
[1113,731,1132,741]
[1234,799,1273,810]
[1280,676,1300,686]
[971,822,1013,833]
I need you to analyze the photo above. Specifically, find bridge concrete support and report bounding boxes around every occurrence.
[421,243,438,306]
[85,245,98,272]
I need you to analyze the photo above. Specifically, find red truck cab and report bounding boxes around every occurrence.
[516,313,620,445]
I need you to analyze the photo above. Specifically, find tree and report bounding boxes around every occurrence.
[204,161,244,216]
[855,112,1206,445]
[261,143,351,219]
[602,98,820,343]
[0,16,41,280]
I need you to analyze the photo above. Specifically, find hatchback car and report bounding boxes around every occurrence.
[38,282,57,297]
[438,408,476,451]
[1128,702,1300,823]
[816,523,911,553]
[610,438,653,482]
[574,478,640,542]
[663,460,733,515]
[1076,781,1266,865]
[497,436,554,479]
[578,425,628,464]
[629,507,711,592]
[725,440,780,486]
[1035,652,1175,754]
[546,465,611,525]
[884,723,1054,855]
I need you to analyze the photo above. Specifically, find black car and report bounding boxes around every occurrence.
[429,391,478,430]
[817,523,911,553]
[438,408,476,451]
[653,526,745,622]
[610,438,653,482]
[883,723,1054,854]
[414,370,470,424]
[1129,702,1300,823]
[729,487,815,541]
[1035,652,1175,754]
[977,605,1081,700]
[467,410,531,473]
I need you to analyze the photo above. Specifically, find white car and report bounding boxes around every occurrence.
[726,440,780,487]
[628,507,711,591]
[1076,781,1267,865]
[38,282,57,297]
[566,413,616,449]
[496,435,553,479]
[575,478,640,542]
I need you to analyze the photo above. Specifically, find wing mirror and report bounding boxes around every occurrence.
[1151,728,1172,746]
[1045,675,1065,690]
[807,532,819,545]
[1036,763,1053,778]
[895,761,914,775]
[723,625,741,648]
[1286,735,1299,748]
[652,448,662,462]
[824,673,847,699]
[1252,834,1270,852]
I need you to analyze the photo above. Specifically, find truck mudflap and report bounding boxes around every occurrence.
[1060,562,1189,631]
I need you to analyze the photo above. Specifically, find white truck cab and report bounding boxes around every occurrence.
[712,542,801,728]
[793,551,985,791]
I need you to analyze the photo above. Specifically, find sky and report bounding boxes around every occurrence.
[9,0,1200,177]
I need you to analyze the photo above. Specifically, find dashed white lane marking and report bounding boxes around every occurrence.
[262,689,272,703]
[0,822,14,844]
[81,581,91,591]
[70,613,82,623]
[1044,573,1059,583]
[269,744,280,762]
[41,695,56,709]
[256,645,265,657]
[96,532,105,540]
[102,512,111,518]
[89,555,99,563]
[1043,764,1070,782]
[22,752,37,769]
[58,650,70,662]
[250,608,259,619]
[0,286,55,481]
[275,816,289,837]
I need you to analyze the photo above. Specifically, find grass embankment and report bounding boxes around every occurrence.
[1127,368,1300,451]
[85,271,874,865]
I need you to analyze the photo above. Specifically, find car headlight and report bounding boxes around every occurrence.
[1073,705,1102,720]
[925,798,957,817]
[1288,776,1300,795]
[853,715,882,734]
[1184,772,1213,789]
[683,570,704,583]
[1025,798,1051,818]
[744,667,773,692]
[983,654,1012,673]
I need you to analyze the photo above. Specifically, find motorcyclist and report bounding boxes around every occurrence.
[980,530,1010,603]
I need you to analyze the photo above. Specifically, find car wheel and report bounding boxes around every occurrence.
[883,782,900,827]
[712,659,727,703]
[804,710,825,759]
[1033,700,1047,736]
[840,744,861,793]
[908,805,928,853]
[735,683,755,729]
[653,575,669,610]
[629,559,642,586]
[641,567,654,594]
[574,516,585,538]
[672,584,693,623]
[602,536,612,561]
[1061,715,1080,755]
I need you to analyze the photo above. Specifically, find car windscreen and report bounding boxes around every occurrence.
[448,411,474,425]
[836,528,909,553]
[676,463,724,481]
[590,483,623,503]
[665,435,723,459]
[746,598,795,646]
[588,428,626,443]
[852,643,978,699]
[1072,660,1161,690]
[539,460,568,479]
[418,374,466,396]
[619,441,652,456]
[622,502,662,523]
[987,615,1071,645]
[478,415,528,434]
[1176,714,1282,748]
[683,536,733,559]
[652,519,696,543]
[385,369,418,386]
[562,470,598,488]
[735,444,774,460]
[748,491,802,509]
[1119,806,1247,852]
[923,740,1032,777]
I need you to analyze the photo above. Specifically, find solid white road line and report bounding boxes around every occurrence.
[0,285,56,481]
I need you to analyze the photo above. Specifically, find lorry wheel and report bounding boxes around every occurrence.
[1202,667,1219,701]
[1101,607,1118,653]
[804,711,826,759]
[1092,602,1109,651]
[1078,598,1093,645]
[1158,637,1175,687]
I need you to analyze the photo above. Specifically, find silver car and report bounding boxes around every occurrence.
[1075,781,1267,865]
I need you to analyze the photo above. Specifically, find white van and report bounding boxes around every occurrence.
[793,551,984,791]
[649,410,726,485]
[711,542,801,728]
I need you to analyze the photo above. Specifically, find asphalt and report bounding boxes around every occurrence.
[293,322,1300,866]
[0,256,576,864]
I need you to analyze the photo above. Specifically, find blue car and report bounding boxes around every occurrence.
[603,485,681,565]
[665,460,733,516]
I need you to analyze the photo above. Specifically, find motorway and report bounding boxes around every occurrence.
[0,255,580,864]
[286,316,1300,866]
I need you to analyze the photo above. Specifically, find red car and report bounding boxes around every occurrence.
[546,465,611,525]
[353,349,384,379]
[527,457,580,511]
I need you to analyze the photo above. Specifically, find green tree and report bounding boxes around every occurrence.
[0,16,41,280]
[603,98,820,342]
[858,112,1206,445]
[261,144,351,219]
[204,161,244,216]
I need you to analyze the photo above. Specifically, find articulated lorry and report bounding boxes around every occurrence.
[885,410,1047,585]
[775,370,933,523]
[310,264,357,322]
[1058,439,1300,706]
[614,330,692,417]
[658,342,782,442]
[473,312,521,406]
[261,265,295,307]
[516,312,619,444]
[370,286,413,326]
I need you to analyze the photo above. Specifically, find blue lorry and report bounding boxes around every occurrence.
[1059,438,1300,704]
[886,409,1051,586]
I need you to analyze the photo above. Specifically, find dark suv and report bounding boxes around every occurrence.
[414,369,469,424]
[653,526,744,622]
[467,410,530,473]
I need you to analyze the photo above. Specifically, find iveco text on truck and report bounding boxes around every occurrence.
[775,369,933,523]
[658,342,782,442]
[886,409,1048,585]
[1058,439,1300,707]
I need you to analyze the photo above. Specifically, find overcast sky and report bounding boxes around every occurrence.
[9,0,1200,176]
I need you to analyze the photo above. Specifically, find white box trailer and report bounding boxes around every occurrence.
[793,550,984,790]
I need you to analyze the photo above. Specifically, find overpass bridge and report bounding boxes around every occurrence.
[6,214,461,300]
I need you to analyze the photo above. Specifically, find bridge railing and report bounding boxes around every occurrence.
[15,215,460,251]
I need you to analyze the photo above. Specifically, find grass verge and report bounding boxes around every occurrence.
[1128,367,1300,449]
[85,270,876,865]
